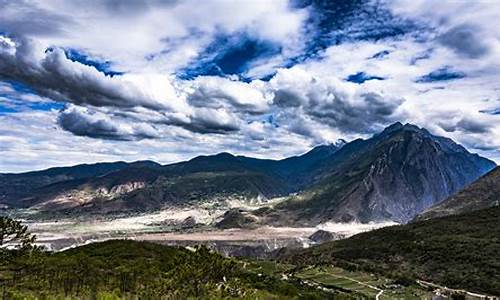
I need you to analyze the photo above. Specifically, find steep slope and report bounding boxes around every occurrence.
[2,124,494,220]
[24,159,291,213]
[280,205,500,296]
[265,122,495,224]
[1,144,345,213]
[0,161,139,207]
[416,166,500,221]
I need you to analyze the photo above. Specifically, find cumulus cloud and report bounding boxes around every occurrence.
[0,37,176,110]
[187,76,270,114]
[439,115,494,134]
[176,107,241,134]
[2,34,411,141]
[269,67,405,134]
[1,0,500,172]
[0,36,250,137]
[58,106,160,141]
[438,24,490,59]
[0,0,307,74]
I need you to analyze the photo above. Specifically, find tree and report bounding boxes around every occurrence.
[0,216,36,250]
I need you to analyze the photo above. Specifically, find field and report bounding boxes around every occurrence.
[295,266,434,299]
[282,206,500,297]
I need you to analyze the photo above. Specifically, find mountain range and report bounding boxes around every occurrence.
[0,122,495,224]
[257,122,495,224]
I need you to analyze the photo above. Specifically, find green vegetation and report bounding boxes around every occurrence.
[281,206,500,296]
[0,216,36,250]
[296,267,382,298]
[294,266,435,299]
[1,236,349,299]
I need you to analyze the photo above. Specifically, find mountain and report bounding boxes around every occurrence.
[0,144,344,213]
[260,122,495,224]
[416,166,500,221]
[280,205,500,296]
[1,123,495,221]
[236,141,345,189]
[0,161,139,207]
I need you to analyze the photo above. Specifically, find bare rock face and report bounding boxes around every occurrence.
[416,166,500,221]
[181,216,197,228]
[1,123,494,225]
[269,123,496,224]
[215,209,259,229]
[309,230,344,244]
[328,124,496,223]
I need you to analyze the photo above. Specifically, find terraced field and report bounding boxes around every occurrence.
[295,266,433,299]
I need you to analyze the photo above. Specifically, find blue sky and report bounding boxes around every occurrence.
[0,0,499,172]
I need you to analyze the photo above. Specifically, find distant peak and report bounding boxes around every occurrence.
[189,151,235,163]
[306,140,347,158]
[214,152,235,158]
[382,122,404,133]
[380,122,431,136]
[334,139,347,148]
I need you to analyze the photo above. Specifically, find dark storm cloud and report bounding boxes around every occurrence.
[58,106,159,141]
[306,92,404,133]
[438,24,490,59]
[271,71,405,134]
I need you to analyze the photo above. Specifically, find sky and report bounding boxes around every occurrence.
[0,0,499,172]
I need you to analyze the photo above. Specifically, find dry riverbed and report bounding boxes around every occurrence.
[11,207,397,253]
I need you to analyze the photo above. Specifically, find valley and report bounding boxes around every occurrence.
[2,1,500,298]
[11,205,396,257]
[1,123,498,299]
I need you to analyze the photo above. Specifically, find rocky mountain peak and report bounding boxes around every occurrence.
[378,122,431,138]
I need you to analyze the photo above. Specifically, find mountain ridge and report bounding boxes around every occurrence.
[1,123,495,224]
[256,122,496,224]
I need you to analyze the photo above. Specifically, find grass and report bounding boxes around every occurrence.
[296,267,381,298]
[282,205,500,296]
[294,266,434,300]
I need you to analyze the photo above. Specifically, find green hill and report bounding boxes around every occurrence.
[280,205,500,295]
[0,240,352,299]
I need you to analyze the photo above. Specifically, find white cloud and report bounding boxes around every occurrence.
[187,76,270,114]
[1,0,307,73]
[0,0,499,172]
